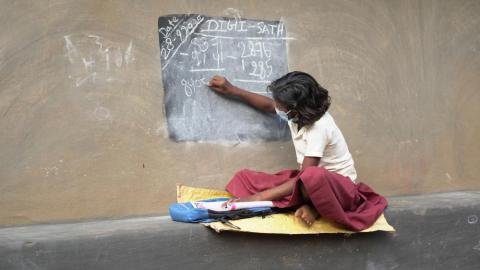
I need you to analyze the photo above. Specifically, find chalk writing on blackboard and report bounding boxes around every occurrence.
[158,14,291,142]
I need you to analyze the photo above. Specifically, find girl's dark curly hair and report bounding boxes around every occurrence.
[268,71,331,126]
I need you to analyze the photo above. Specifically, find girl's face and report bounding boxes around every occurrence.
[274,99,299,120]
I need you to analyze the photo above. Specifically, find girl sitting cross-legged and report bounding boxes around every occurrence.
[208,71,387,231]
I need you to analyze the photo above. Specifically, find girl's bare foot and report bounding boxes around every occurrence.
[294,204,319,226]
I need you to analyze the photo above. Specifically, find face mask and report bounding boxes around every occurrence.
[275,107,292,122]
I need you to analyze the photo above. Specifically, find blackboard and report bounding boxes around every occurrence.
[158,14,290,142]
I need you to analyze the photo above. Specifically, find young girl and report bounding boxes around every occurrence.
[208,71,386,230]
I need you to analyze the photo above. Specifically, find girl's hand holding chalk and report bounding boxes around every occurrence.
[207,75,238,95]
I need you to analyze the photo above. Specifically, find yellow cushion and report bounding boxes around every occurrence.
[177,184,396,234]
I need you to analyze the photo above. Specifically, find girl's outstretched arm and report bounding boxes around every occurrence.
[208,75,275,113]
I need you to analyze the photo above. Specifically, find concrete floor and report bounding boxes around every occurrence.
[1,191,479,270]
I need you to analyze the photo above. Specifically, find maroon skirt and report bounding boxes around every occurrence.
[225,166,388,231]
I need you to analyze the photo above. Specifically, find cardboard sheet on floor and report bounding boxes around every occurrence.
[177,185,396,234]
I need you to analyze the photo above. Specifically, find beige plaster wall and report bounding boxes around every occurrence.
[1,0,479,227]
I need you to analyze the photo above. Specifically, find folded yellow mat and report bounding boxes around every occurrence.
[177,184,396,234]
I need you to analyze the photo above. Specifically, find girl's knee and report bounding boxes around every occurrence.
[233,168,252,179]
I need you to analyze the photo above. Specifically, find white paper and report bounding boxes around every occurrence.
[192,200,274,212]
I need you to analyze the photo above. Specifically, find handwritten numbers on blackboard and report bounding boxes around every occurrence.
[158,14,290,142]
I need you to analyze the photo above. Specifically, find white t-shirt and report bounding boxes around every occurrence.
[288,112,357,182]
